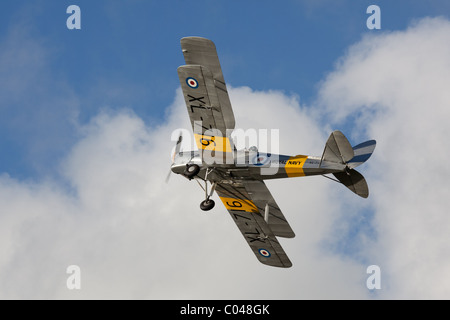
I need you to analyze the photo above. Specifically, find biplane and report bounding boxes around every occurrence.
[169,37,376,268]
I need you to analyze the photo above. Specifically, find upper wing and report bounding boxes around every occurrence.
[177,65,234,163]
[178,37,235,163]
[180,37,235,132]
[215,180,294,268]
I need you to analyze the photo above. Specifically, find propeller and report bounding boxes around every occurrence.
[165,132,183,183]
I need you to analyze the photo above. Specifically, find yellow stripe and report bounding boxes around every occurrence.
[219,197,259,213]
[285,155,308,177]
[194,134,233,153]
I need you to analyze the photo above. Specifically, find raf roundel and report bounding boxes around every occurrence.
[252,154,270,166]
[186,77,199,89]
[259,248,271,258]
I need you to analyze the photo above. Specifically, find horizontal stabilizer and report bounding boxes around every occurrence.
[333,169,369,198]
[347,140,376,169]
[321,131,354,165]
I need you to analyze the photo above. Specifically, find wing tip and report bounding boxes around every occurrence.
[181,36,215,47]
[257,251,293,268]
[261,260,293,268]
[181,36,210,41]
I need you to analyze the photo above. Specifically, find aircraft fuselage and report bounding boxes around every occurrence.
[171,150,345,182]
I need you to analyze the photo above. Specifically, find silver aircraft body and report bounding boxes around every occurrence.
[170,37,376,268]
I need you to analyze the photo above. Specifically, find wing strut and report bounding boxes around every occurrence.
[264,203,270,223]
[195,168,218,211]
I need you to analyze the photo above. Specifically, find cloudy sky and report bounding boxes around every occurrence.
[1,0,450,299]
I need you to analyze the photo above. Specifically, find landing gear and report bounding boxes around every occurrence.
[345,166,352,176]
[184,164,200,179]
[196,167,217,212]
[200,199,215,211]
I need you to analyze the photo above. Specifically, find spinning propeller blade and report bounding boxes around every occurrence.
[165,133,183,183]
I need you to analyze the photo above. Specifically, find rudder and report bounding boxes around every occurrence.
[320,132,376,198]
[321,130,354,165]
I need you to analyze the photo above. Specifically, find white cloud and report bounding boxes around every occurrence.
[0,88,370,299]
[318,17,450,298]
[2,16,450,299]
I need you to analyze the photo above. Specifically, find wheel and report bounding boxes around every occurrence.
[200,199,215,211]
[184,164,200,179]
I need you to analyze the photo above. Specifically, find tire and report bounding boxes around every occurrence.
[200,199,215,211]
[184,164,200,179]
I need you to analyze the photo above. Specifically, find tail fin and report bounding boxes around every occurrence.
[321,130,354,165]
[321,131,376,198]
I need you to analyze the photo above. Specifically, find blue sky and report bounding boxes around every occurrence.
[2,1,450,299]
[2,0,449,179]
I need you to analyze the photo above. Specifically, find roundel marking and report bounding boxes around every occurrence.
[259,248,271,258]
[252,154,270,166]
[186,77,199,89]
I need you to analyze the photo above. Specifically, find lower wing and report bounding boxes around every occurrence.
[215,181,293,268]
